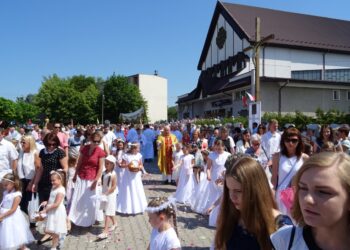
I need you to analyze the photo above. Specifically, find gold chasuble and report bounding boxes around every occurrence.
[157,134,178,175]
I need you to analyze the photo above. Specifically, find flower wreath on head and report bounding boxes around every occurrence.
[144,196,177,214]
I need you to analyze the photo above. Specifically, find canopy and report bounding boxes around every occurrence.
[120,107,144,121]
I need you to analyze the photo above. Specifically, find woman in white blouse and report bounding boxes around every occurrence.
[18,135,40,220]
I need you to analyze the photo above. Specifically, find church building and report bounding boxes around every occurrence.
[177,2,350,119]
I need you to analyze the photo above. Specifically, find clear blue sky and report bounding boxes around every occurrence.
[1,0,349,106]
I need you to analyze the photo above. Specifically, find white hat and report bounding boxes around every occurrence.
[105,155,116,165]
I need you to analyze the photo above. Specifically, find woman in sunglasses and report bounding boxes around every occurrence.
[18,135,40,226]
[31,132,68,245]
[271,127,308,216]
[69,131,106,227]
[32,133,67,203]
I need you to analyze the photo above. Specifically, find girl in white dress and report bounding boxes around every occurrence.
[190,149,211,214]
[98,155,118,239]
[171,142,183,185]
[40,170,67,250]
[174,144,195,204]
[146,197,181,250]
[206,140,230,212]
[114,139,125,197]
[116,143,147,214]
[0,173,34,250]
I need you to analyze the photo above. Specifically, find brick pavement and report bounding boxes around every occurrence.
[29,160,215,250]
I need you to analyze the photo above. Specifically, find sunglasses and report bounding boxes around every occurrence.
[47,143,57,147]
[285,138,299,144]
[93,140,101,144]
[54,126,61,129]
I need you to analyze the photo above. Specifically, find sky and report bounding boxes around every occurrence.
[0,0,349,106]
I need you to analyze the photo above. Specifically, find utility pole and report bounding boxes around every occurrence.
[101,93,105,124]
[255,17,261,102]
[244,17,274,102]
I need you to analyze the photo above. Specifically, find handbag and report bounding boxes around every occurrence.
[276,156,298,212]
[28,192,39,223]
[280,187,295,212]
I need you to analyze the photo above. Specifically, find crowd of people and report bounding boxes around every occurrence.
[0,119,349,250]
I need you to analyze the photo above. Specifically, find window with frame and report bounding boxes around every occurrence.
[291,70,322,81]
[333,90,340,101]
[325,69,350,82]
[347,91,350,101]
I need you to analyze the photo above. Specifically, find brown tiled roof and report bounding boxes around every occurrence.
[198,2,350,69]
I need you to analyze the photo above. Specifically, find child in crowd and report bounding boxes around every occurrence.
[98,155,118,239]
[0,173,34,250]
[146,197,181,250]
[66,149,79,233]
[40,170,67,250]
[117,143,147,214]
[172,142,183,185]
[115,139,125,198]
[174,144,195,204]
[191,149,211,214]
[192,143,203,184]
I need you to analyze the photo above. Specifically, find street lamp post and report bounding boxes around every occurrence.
[101,93,105,124]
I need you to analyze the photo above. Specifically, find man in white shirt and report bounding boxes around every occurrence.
[102,124,116,152]
[219,127,235,154]
[261,119,281,160]
[0,128,19,200]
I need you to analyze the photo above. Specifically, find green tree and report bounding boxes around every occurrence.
[99,75,148,122]
[0,97,17,121]
[34,74,99,124]
[168,106,178,121]
[15,100,40,124]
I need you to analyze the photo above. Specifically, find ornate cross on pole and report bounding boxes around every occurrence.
[244,17,274,102]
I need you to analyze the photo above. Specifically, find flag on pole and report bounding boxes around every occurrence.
[245,91,255,101]
[242,95,248,107]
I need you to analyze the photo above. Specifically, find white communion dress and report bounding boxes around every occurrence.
[116,152,147,214]
[190,162,211,214]
[45,186,67,235]
[0,191,35,250]
[101,171,117,216]
[206,151,230,210]
[175,154,195,204]
[149,227,181,250]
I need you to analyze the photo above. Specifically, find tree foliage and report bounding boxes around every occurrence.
[0,97,17,121]
[34,74,99,124]
[168,106,178,121]
[98,75,148,122]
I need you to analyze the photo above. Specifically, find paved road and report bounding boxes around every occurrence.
[29,160,215,250]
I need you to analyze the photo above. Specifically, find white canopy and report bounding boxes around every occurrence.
[120,107,144,121]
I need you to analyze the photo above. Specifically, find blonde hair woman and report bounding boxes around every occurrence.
[271,152,350,249]
[18,135,40,223]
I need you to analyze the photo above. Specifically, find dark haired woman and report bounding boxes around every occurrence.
[69,131,106,227]
[32,132,67,245]
[313,124,341,153]
[272,127,308,216]
[32,132,67,203]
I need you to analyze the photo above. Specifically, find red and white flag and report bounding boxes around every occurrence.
[245,91,255,102]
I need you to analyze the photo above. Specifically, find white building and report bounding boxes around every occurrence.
[129,74,167,123]
[177,2,350,119]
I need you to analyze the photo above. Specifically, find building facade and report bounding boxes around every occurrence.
[177,2,350,119]
[129,74,167,123]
